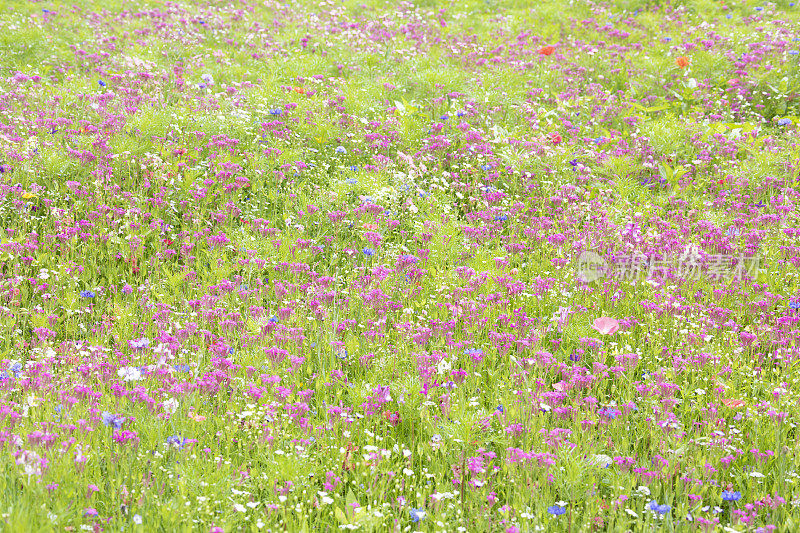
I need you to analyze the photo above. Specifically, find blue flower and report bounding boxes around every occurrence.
[648,500,670,514]
[349,165,359,172]
[722,490,741,501]
[598,407,620,420]
[494,215,508,222]
[166,436,189,449]
[269,108,283,116]
[496,404,504,413]
[173,364,191,373]
[362,248,375,256]
[98,80,106,87]
[80,290,95,298]
[410,508,426,523]
[790,301,800,310]
[335,146,346,154]
[345,178,358,185]
[101,411,125,430]
[789,50,799,55]
[440,114,449,121]
[547,505,567,515]
[268,316,278,324]
[481,164,492,171]
[755,6,763,10]
[778,118,792,126]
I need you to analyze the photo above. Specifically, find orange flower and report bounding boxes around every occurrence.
[293,86,305,94]
[676,56,690,68]
[539,45,555,56]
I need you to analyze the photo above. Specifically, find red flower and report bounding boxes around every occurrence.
[722,398,745,409]
[550,132,562,145]
[676,56,690,68]
[539,45,556,56]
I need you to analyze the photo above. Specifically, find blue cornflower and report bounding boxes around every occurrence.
[349,165,359,172]
[268,316,278,324]
[496,404,504,413]
[269,108,283,116]
[648,500,670,514]
[101,411,125,430]
[721,491,742,501]
[456,111,465,117]
[80,290,95,298]
[335,146,346,154]
[166,436,188,449]
[345,178,358,185]
[173,364,191,372]
[598,407,620,420]
[481,164,491,171]
[494,215,508,222]
[410,508,426,523]
[440,114,448,121]
[789,50,799,55]
[790,301,800,310]
[9,362,22,377]
[98,79,106,87]
[362,248,375,256]
[547,505,567,515]
[755,6,763,10]
[778,118,792,126]
[569,159,579,167]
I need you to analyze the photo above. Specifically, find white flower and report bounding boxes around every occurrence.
[162,398,179,414]
[117,366,142,382]
[749,471,765,478]
[587,454,612,468]
[625,509,638,518]
[233,503,246,512]
[403,468,414,477]
[133,514,142,524]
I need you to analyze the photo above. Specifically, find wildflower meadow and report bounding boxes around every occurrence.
[2,0,800,531]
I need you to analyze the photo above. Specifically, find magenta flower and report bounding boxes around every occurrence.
[591,317,620,335]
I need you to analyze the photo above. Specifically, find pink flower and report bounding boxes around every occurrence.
[591,317,619,335]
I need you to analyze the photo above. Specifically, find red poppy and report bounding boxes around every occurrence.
[539,45,556,56]
[676,56,690,68]
[550,132,562,145]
